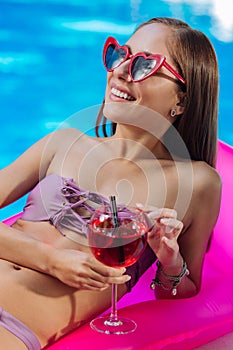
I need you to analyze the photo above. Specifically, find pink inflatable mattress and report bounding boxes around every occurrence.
[3,140,233,350]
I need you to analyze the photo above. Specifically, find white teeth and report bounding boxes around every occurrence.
[111,87,135,101]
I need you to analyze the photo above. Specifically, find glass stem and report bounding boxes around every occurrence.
[110,283,118,321]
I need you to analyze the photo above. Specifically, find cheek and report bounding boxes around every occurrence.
[139,82,176,117]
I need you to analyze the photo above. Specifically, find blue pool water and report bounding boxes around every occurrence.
[0,0,233,220]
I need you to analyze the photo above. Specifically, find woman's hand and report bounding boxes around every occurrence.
[137,205,184,267]
[47,248,131,291]
[148,208,183,266]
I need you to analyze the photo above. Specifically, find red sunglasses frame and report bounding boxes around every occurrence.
[103,36,186,85]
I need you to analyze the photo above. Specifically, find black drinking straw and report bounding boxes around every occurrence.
[109,195,119,229]
[109,195,125,265]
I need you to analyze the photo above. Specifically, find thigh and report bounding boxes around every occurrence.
[0,326,28,350]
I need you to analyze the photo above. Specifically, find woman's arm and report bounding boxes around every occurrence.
[0,222,130,290]
[0,131,58,208]
[148,164,222,299]
[0,221,54,271]
[0,130,130,289]
[0,131,57,269]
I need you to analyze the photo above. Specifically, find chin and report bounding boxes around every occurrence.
[103,101,129,124]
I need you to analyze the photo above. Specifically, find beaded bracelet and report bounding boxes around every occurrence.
[150,260,189,296]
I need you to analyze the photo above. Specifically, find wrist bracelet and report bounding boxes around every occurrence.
[150,260,189,296]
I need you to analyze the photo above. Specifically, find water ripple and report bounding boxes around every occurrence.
[0,52,45,74]
[61,19,136,36]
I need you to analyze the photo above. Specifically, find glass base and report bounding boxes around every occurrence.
[90,315,137,334]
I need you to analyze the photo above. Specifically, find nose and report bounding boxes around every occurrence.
[113,60,132,82]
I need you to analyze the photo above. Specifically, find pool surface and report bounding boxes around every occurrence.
[0,0,232,219]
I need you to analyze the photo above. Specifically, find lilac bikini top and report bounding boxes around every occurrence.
[21,173,111,236]
[21,173,157,291]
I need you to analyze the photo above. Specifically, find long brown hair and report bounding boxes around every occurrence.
[96,18,219,167]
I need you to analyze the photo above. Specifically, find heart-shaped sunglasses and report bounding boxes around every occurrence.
[103,36,186,86]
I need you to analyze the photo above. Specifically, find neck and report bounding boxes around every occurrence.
[102,103,173,160]
[111,124,171,160]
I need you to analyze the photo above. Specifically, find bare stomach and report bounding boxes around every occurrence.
[1,220,124,347]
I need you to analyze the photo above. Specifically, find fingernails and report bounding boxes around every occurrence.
[160,218,173,233]
[147,209,160,219]
[100,284,109,291]
[125,275,131,282]
[136,203,144,209]
[160,218,171,225]
[165,226,173,234]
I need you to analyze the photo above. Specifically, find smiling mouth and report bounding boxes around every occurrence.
[111,87,136,101]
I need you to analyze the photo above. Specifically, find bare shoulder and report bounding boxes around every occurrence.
[43,128,96,156]
[184,161,222,233]
[47,128,84,145]
[176,160,222,235]
[50,128,99,146]
[192,161,222,195]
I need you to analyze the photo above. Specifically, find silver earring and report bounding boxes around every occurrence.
[170,109,176,117]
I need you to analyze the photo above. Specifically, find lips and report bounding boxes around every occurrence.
[111,87,136,101]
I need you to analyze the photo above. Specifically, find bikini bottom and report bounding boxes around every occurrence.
[0,246,156,349]
[0,307,41,350]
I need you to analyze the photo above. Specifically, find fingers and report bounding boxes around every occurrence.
[75,255,131,291]
[139,204,181,236]
[52,249,131,291]
[136,204,183,240]
[147,209,183,255]
[149,217,183,243]
[90,256,125,276]
[147,208,177,220]
[80,270,131,292]
[138,206,184,266]
[159,218,183,237]
[76,277,109,291]
[90,260,131,285]
[65,265,131,291]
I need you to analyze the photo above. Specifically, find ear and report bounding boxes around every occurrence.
[175,92,187,116]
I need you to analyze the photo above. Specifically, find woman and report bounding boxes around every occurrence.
[0,17,221,349]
